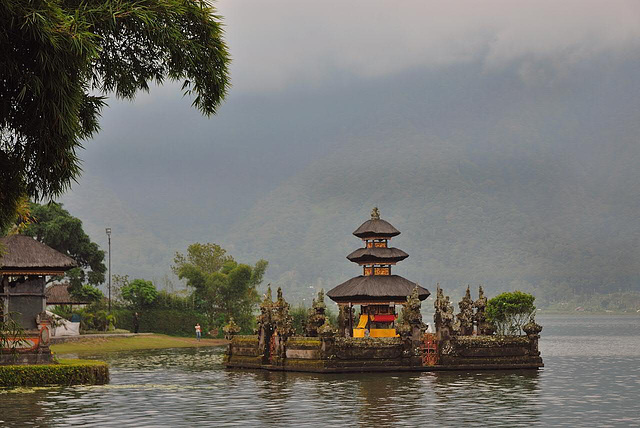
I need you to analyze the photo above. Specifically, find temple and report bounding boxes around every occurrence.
[327,208,429,338]
[225,209,544,373]
[0,234,76,364]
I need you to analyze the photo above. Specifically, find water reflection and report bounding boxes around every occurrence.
[429,370,541,426]
[1,315,639,427]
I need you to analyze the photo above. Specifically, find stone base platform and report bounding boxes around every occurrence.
[225,335,544,373]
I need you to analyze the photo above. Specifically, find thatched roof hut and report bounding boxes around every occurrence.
[0,235,76,275]
[46,283,90,306]
[327,275,430,304]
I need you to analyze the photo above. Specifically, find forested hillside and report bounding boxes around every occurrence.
[225,68,640,304]
[61,59,640,308]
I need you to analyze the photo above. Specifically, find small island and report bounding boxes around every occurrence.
[225,209,543,373]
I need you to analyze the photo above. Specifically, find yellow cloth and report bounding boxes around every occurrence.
[353,328,365,338]
[370,328,398,338]
[356,314,368,329]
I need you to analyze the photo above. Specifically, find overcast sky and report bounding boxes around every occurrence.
[62,1,640,285]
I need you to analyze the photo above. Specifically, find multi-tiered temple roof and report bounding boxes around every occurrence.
[327,208,430,304]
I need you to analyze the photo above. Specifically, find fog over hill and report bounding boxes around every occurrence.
[60,1,640,304]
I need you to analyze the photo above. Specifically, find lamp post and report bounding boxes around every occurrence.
[106,227,111,313]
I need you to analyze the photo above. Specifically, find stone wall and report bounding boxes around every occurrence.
[225,333,543,372]
[439,335,543,369]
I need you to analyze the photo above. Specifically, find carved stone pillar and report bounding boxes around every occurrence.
[523,317,543,356]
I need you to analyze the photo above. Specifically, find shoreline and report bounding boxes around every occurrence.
[51,334,228,356]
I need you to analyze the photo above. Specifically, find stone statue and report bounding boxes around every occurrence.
[257,287,273,334]
[337,305,354,337]
[434,285,457,341]
[473,286,494,335]
[273,287,294,340]
[523,314,543,356]
[398,286,426,343]
[371,206,380,220]
[456,286,474,336]
[318,317,337,337]
[223,317,241,340]
[256,287,274,361]
[306,289,327,337]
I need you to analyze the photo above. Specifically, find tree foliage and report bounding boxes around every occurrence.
[21,202,106,286]
[71,284,104,304]
[486,291,536,335]
[172,242,233,276]
[173,242,267,332]
[121,279,158,309]
[0,0,230,231]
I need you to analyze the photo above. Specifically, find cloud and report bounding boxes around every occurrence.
[217,0,640,92]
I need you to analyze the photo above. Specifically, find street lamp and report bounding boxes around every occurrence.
[105,227,111,313]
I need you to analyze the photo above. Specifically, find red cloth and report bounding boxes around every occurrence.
[371,314,396,322]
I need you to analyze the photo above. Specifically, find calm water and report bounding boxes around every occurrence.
[2,315,640,427]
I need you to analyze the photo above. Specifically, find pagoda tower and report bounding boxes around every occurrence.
[327,208,430,337]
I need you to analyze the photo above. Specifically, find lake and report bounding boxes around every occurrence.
[2,315,639,427]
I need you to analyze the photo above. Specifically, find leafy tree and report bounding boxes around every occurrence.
[486,291,536,335]
[173,243,267,332]
[21,202,106,286]
[72,284,104,304]
[121,279,158,309]
[172,243,233,276]
[0,0,230,231]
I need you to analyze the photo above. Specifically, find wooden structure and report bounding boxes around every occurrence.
[0,235,76,364]
[45,283,90,307]
[327,208,430,338]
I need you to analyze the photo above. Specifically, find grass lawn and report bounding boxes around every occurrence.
[51,334,227,355]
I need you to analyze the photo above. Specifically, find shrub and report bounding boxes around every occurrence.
[154,290,193,311]
[0,359,109,387]
[115,308,209,337]
[486,291,536,335]
[290,305,308,335]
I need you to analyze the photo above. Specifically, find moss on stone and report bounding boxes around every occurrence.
[0,359,109,387]
[453,335,529,348]
[232,335,259,344]
[336,337,403,349]
[287,337,322,349]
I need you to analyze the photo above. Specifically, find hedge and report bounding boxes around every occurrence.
[114,308,210,337]
[0,359,109,387]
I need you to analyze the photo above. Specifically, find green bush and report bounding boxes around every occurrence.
[0,359,109,387]
[486,291,536,335]
[154,290,193,310]
[115,308,209,337]
[290,305,308,335]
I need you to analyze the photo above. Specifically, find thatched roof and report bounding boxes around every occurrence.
[353,219,400,239]
[327,275,430,303]
[0,235,76,275]
[46,283,90,305]
[346,247,409,264]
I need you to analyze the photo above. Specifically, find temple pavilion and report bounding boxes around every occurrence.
[0,235,76,330]
[327,208,430,338]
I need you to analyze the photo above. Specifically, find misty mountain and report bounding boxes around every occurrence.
[224,61,640,303]
[61,56,640,304]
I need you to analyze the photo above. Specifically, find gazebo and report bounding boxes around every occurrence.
[327,208,429,337]
[0,234,76,330]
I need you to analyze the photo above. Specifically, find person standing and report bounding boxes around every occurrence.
[195,323,201,340]
[133,312,139,334]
